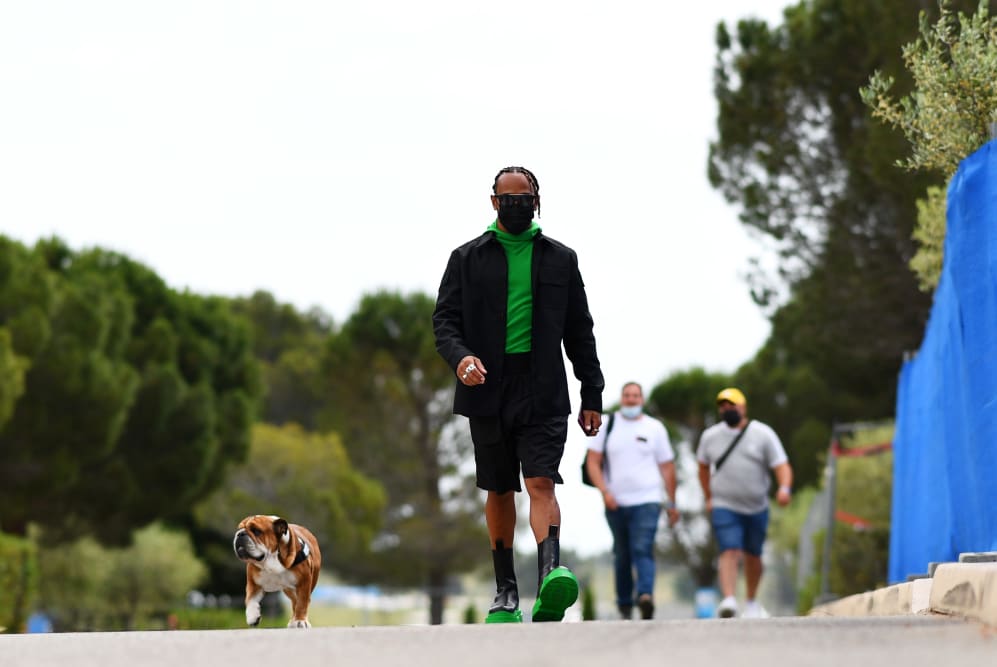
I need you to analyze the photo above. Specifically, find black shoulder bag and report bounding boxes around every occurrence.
[714,420,752,472]
[581,412,615,487]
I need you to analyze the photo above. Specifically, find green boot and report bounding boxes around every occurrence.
[485,540,523,624]
[531,525,578,622]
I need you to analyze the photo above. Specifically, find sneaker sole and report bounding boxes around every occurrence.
[485,609,523,624]
[531,567,578,622]
[718,607,736,618]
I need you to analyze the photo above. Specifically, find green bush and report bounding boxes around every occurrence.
[462,602,477,624]
[799,523,890,615]
[796,532,824,614]
[37,523,206,631]
[581,585,596,621]
[0,532,38,632]
[798,425,894,612]
[768,487,819,555]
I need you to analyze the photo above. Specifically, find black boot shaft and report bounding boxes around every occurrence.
[490,540,519,614]
[536,525,561,590]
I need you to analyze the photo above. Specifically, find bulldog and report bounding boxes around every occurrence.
[233,515,322,628]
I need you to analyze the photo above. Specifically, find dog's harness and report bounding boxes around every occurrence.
[291,536,310,567]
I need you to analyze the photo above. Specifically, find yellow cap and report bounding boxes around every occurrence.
[716,387,746,406]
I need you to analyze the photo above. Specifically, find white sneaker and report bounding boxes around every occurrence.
[716,596,737,618]
[742,600,770,619]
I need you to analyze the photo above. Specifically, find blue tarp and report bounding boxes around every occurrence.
[889,139,997,583]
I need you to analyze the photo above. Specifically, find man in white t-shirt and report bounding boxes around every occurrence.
[697,387,793,619]
[586,382,678,620]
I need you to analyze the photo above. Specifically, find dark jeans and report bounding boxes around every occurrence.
[605,502,661,608]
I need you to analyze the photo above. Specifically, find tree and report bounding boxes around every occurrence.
[321,291,487,625]
[0,240,30,432]
[193,423,386,594]
[63,246,260,539]
[0,238,139,538]
[36,523,207,631]
[0,237,262,543]
[710,0,945,295]
[862,0,997,290]
[0,328,27,432]
[646,367,732,437]
[909,186,947,292]
[103,525,208,630]
[705,1,997,484]
[0,531,37,633]
[230,291,333,428]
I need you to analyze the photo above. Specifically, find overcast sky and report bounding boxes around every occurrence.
[1,1,790,556]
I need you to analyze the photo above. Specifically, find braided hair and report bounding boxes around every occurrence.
[492,166,541,217]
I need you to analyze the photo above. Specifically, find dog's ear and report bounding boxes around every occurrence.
[273,518,290,544]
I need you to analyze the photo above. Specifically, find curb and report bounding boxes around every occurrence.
[930,562,997,626]
[809,562,996,626]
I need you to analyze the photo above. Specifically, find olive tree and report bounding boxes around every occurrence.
[862,0,997,290]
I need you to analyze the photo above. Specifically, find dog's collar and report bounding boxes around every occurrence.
[291,536,310,567]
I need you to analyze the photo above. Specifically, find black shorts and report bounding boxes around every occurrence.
[468,354,568,493]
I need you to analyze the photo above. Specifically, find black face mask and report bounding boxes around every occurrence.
[722,409,741,427]
[496,194,535,235]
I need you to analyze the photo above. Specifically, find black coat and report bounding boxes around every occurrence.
[433,230,604,417]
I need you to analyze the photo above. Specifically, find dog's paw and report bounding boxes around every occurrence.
[287,619,311,629]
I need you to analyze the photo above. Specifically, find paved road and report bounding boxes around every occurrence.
[3,616,993,667]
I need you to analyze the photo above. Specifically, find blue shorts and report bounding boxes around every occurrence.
[711,507,769,556]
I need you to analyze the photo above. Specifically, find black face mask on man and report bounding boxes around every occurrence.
[496,194,535,235]
[722,408,742,427]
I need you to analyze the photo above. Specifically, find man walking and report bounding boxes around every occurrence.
[433,166,604,623]
[697,387,792,618]
[586,382,678,619]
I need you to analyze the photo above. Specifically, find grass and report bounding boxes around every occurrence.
[171,604,412,630]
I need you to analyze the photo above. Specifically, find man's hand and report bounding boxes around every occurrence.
[457,355,486,386]
[577,409,602,436]
[774,464,793,507]
[602,489,618,511]
[666,506,680,526]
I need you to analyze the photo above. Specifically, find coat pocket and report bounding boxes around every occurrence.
[537,266,569,309]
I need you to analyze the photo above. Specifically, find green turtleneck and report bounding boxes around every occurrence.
[488,220,541,353]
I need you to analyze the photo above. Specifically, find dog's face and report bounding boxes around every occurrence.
[233,515,291,564]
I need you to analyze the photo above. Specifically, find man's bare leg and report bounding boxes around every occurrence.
[716,548,741,617]
[744,553,763,600]
[718,549,741,598]
[523,477,558,542]
[485,490,516,547]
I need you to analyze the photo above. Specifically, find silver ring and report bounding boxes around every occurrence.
[466,364,476,373]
